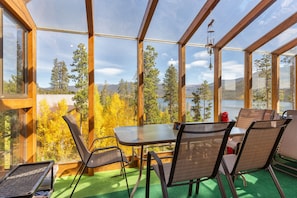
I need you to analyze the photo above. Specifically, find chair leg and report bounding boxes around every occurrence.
[146,153,152,198]
[225,173,238,198]
[222,161,238,198]
[120,159,130,197]
[69,162,83,187]
[216,174,227,198]
[268,165,285,198]
[70,164,87,198]
[188,180,193,196]
[160,177,169,198]
[195,179,200,194]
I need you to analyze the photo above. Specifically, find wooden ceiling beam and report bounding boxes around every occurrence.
[178,0,219,46]
[271,37,297,55]
[138,0,158,41]
[216,0,275,49]
[245,11,297,52]
[85,0,94,36]
[2,0,35,30]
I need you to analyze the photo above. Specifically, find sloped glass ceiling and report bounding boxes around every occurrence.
[146,0,204,42]
[93,0,147,38]
[26,0,297,53]
[228,0,297,51]
[26,0,87,32]
[189,0,261,48]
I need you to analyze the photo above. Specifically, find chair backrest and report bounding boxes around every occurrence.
[263,109,275,120]
[63,115,91,164]
[236,108,273,129]
[278,110,297,159]
[232,119,291,174]
[168,121,235,185]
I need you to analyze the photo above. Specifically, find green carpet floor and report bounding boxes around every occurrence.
[51,167,297,198]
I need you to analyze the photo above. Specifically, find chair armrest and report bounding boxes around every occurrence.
[91,145,122,153]
[89,136,116,149]
[90,136,117,148]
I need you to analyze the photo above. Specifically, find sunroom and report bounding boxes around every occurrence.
[1,0,297,197]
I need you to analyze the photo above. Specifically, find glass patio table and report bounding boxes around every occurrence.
[114,123,245,197]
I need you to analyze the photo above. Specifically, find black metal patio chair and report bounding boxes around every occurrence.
[63,115,130,197]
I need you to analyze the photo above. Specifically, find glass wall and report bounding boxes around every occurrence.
[252,52,272,109]
[221,50,244,120]
[36,31,88,162]
[1,8,28,96]
[143,42,178,124]
[0,110,26,171]
[185,46,214,122]
[279,55,295,114]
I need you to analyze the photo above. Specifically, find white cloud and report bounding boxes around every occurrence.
[168,58,178,66]
[186,60,208,69]
[282,0,294,8]
[95,68,123,75]
[277,27,297,44]
[162,52,168,57]
[193,51,209,59]
[222,60,244,79]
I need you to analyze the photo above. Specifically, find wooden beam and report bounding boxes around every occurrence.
[271,54,279,112]
[85,0,94,36]
[244,51,253,108]
[245,12,297,52]
[216,0,275,49]
[137,41,144,125]
[0,98,33,111]
[295,55,297,109]
[272,37,297,55]
[178,44,186,122]
[178,0,219,45]
[137,0,158,41]
[2,0,35,30]
[213,48,222,122]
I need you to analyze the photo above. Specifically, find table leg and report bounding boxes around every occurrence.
[130,145,144,198]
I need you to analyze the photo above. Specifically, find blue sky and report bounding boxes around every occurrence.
[27,0,297,88]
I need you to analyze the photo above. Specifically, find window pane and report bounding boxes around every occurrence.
[186,46,214,122]
[143,42,178,124]
[3,11,27,95]
[36,31,89,162]
[222,50,244,120]
[279,55,295,113]
[95,37,137,156]
[0,110,26,172]
[252,53,272,109]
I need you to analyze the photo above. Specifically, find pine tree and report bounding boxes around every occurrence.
[281,56,295,109]
[199,80,212,121]
[191,80,212,121]
[69,43,89,124]
[162,64,178,122]
[50,58,69,93]
[144,45,161,124]
[191,88,202,121]
[254,54,272,108]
